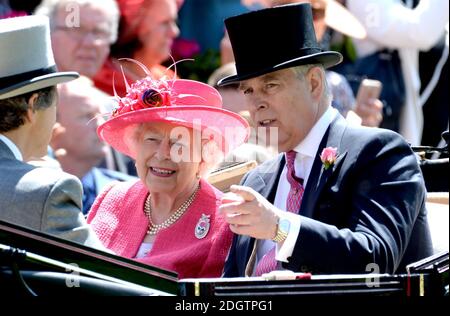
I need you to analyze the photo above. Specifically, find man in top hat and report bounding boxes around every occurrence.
[219,3,432,277]
[0,15,104,248]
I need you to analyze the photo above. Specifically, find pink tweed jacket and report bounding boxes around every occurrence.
[87,179,233,279]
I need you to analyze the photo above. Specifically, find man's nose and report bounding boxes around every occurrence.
[248,96,268,112]
[80,31,105,46]
[169,22,180,38]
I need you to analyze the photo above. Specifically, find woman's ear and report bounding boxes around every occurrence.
[196,161,207,179]
[201,140,224,172]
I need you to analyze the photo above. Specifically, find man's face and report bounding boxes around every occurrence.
[51,4,112,78]
[55,91,107,165]
[138,0,179,65]
[239,68,322,152]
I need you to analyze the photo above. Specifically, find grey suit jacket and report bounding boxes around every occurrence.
[0,140,104,249]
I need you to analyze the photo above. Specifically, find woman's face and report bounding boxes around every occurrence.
[138,0,179,65]
[135,122,202,196]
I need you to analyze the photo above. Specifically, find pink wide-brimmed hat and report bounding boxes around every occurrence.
[98,75,250,159]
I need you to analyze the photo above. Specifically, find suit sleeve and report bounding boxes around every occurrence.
[283,131,427,274]
[40,174,105,250]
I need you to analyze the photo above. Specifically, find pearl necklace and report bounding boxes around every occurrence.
[143,184,200,235]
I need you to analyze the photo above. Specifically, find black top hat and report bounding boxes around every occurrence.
[218,3,343,86]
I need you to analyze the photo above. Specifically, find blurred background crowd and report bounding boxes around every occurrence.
[1,0,448,208]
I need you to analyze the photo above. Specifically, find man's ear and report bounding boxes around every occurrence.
[51,122,65,138]
[50,122,65,146]
[24,93,40,124]
[49,122,67,159]
[307,66,324,102]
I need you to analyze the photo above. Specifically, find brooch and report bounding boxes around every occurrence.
[195,214,211,239]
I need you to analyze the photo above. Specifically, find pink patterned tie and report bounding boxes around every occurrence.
[254,150,304,276]
[285,150,305,213]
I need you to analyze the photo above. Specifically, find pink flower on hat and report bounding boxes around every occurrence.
[320,147,338,170]
[112,77,173,117]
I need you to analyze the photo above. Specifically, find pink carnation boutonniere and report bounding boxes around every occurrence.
[320,147,338,170]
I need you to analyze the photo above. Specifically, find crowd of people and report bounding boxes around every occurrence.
[0,0,448,281]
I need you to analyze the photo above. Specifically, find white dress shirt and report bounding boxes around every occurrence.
[254,107,338,272]
[0,134,23,161]
[135,242,153,259]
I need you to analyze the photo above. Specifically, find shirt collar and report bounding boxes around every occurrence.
[293,106,338,158]
[0,134,23,161]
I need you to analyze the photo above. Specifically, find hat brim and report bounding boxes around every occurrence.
[324,0,366,40]
[98,106,250,159]
[218,51,342,86]
[0,72,79,99]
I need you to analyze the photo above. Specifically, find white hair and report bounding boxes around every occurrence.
[291,64,332,105]
[34,0,119,43]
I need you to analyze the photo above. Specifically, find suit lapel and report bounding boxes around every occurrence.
[300,115,348,218]
[258,155,285,202]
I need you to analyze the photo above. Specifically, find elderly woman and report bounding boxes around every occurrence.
[87,72,249,278]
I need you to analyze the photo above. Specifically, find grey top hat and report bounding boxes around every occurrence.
[0,15,78,100]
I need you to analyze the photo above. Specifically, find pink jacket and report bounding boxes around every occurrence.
[87,179,233,279]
